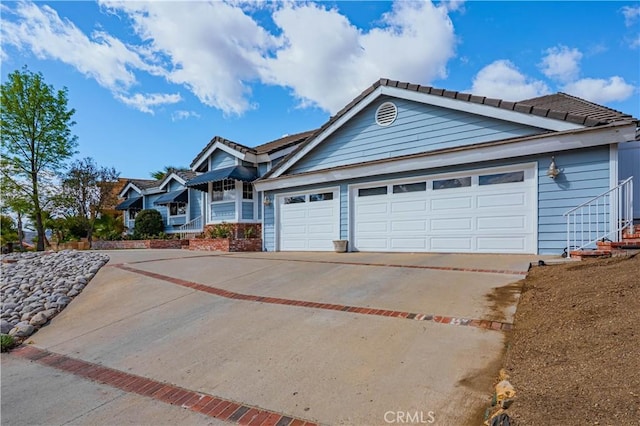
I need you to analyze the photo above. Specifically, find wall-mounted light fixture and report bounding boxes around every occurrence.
[263,195,272,207]
[547,156,560,179]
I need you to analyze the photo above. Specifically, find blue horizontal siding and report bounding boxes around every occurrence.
[263,146,611,255]
[264,202,275,251]
[144,193,169,231]
[258,163,269,178]
[167,179,183,192]
[209,150,236,170]
[211,202,235,221]
[189,189,202,220]
[289,96,545,174]
[242,201,254,220]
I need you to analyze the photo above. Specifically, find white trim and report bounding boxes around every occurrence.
[347,162,538,254]
[274,186,340,251]
[158,173,187,191]
[257,144,300,164]
[609,143,619,236]
[380,86,584,132]
[118,183,143,198]
[269,85,587,179]
[255,123,636,192]
[192,141,249,171]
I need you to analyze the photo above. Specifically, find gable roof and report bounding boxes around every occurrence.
[190,130,317,169]
[261,78,638,180]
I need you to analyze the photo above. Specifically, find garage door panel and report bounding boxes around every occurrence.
[308,206,334,218]
[357,202,388,214]
[431,197,472,210]
[391,200,426,213]
[356,238,389,250]
[477,216,526,230]
[390,238,427,250]
[430,217,472,231]
[477,193,526,208]
[282,224,306,235]
[282,209,307,220]
[391,220,427,231]
[477,237,526,252]
[308,223,335,234]
[431,237,472,250]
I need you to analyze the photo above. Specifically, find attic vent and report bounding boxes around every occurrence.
[375,102,398,127]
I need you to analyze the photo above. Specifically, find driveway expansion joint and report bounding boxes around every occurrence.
[11,345,319,426]
[115,264,514,332]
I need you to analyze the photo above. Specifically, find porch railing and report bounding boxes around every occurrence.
[564,177,633,251]
[179,216,203,239]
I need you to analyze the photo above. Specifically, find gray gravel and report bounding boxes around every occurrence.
[1,250,109,339]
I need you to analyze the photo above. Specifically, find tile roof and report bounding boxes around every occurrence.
[517,92,636,125]
[128,179,159,190]
[259,78,638,180]
[190,136,254,169]
[254,130,317,155]
[174,170,197,181]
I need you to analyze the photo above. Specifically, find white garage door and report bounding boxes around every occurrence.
[351,165,537,253]
[278,189,339,251]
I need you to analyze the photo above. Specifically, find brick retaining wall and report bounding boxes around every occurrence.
[92,239,188,250]
[187,238,262,252]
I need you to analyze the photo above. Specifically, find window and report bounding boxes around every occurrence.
[393,182,426,194]
[212,179,236,202]
[358,186,388,197]
[479,171,524,186]
[128,209,140,221]
[242,182,253,200]
[169,202,187,216]
[284,195,305,204]
[309,192,334,202]
[433,177,471,190]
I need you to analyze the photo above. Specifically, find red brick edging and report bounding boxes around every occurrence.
[115,264,513,332]
[11,345,317,426]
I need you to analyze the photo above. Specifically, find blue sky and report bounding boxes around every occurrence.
[2,1,639,178]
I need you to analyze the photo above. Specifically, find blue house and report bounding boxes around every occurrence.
[115,170,200,235]
[253,79,638,255]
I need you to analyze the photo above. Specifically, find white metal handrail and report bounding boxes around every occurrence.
[564,177,633,251]
[179,216,203,239]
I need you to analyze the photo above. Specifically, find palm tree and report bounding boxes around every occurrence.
[150,166,189,181]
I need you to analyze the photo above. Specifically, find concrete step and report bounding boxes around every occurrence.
[569,249,612,260]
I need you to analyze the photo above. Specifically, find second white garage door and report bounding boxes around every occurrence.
[351,165,537,253]
[277,189,339,251]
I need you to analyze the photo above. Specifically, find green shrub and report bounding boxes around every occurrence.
[1,334,15,352]
[244,225,257,239]
[133,209,164,239]
[208,222,233,239]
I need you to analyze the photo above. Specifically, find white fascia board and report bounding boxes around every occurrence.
[381,87,584,132]
[118,182,143,198]
[255,123,636,192]
[191,141,249,171]
[142,187,164,195]
[269,87,384,178]
[158,173,186,190]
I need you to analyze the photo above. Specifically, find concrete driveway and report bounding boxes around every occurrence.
[2,249,541,425]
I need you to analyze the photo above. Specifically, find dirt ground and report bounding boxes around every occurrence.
[499,254,640,425]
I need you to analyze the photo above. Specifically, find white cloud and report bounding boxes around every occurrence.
[171,110,201,122]
[621,5,640,26]
[1,2,146,92]
[116,93,182,114]
[471,60,550,100]
[562,77,636,104]
[539,45,583,83]
[100,0,276,115]
[262,1,456,112]
[5,1,458,115]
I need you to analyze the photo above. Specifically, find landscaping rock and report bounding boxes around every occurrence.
[0,250,109,338]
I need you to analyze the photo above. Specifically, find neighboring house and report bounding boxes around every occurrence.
[253,79,639,255]
[115,171,199,234]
